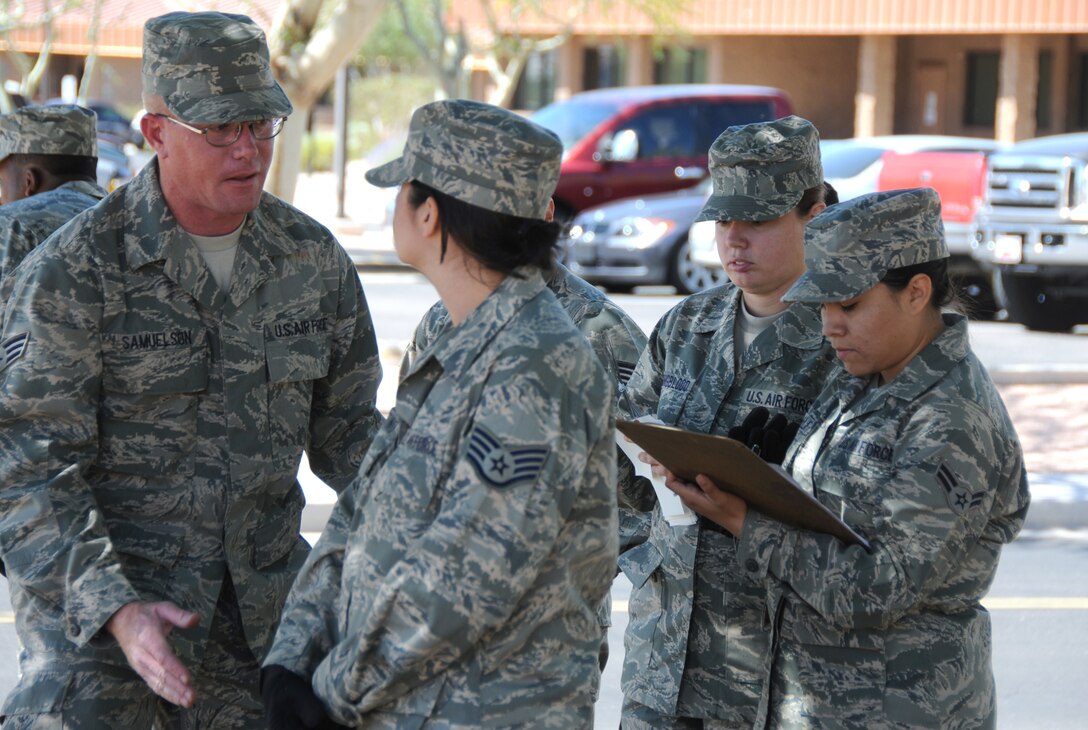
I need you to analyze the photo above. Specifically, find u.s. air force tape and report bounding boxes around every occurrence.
[466,423,549,489]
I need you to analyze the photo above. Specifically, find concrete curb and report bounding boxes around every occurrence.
[988,366,1088,385]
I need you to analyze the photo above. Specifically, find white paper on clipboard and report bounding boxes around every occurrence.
[615,415,697,527]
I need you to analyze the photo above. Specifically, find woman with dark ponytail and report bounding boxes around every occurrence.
[263,100,618,729]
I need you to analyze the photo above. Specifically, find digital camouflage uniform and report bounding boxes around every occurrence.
[618,117,838,728]
[0,105,104,280]
[266,100,618,728]
[400,262,647,673]
[738,188,1030,729]
[0,12,383,729]
[0,181,106,280]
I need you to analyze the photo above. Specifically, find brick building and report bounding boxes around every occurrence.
[5,0,1088,143]
[456,0,1088,142]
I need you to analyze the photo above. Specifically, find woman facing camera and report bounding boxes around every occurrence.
[667,187,1030,729]
[261,100,618,729]
[619,116,838,729]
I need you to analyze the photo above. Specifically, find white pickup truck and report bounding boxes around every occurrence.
[972,133,1088,332]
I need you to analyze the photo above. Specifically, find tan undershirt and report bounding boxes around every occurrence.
[733,297,787,371]
[189,220,244,292]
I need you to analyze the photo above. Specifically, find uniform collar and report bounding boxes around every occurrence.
[840,313,971,418]
[690,284,824,351]
[409,268,549,378]
[120,160,299,309]
[57,179,107,201]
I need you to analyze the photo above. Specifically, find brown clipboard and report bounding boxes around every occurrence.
[617,419,871,550]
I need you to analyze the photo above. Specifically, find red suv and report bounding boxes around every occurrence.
[531,84,794,219]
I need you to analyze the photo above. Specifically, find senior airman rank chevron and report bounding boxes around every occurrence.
[466,424,549,488]
[1,332,29,372]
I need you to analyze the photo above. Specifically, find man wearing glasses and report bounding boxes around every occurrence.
[0,11,382,728]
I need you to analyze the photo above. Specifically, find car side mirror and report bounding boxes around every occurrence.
[596,128,639,163]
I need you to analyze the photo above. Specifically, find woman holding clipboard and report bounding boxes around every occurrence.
[618,116,839,729]
[667,187,1030,729]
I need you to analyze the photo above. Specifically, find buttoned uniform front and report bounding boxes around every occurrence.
[0,179,106,280]
[618,282,836,725]
[266,270,618,728]
[400,262,647,675]
[737,314,1029,729]
[0,159,383,719]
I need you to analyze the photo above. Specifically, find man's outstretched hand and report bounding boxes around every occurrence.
[106,601,200,707]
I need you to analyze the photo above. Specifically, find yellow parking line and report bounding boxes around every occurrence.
[610,597,1088,613]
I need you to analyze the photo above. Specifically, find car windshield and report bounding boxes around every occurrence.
[531,98,625,151]
[821,143,887,178]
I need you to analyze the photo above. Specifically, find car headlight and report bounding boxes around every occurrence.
[605,216,675,249]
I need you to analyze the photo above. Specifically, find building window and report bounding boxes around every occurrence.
[512,50,556,111]
[1036,50,1053,131]
[1078,54,1088,129]
[653,47,707,85]
[583,45,626,90]
[964,51,999,127]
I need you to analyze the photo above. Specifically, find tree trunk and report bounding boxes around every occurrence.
[269,111,310,206]
[266,0,389,202]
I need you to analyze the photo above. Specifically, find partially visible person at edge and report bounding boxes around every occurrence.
[667,187,1030,729]
[262,99,618,729]
[0,104,106,280]
[617,115,839,729]
[0,11,383,728]
[401,257,646,676]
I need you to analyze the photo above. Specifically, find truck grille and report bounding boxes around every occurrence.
[987,154,1079,209]
[987,160,1078,210]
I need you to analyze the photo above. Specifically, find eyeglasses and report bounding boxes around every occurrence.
[152,114,287,147]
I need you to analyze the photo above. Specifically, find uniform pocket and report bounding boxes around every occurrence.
[0,671,73,716]
[787,642,886,723]
[98,332,208,477]
[265,333,331,468]
[364,674,446,728]
[618,540,663,590]
[250,483,306,570]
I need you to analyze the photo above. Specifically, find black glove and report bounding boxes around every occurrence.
[728,407,799,465]
[261,665,348,730]
[728,406,770,446]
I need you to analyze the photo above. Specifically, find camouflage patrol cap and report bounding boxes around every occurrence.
[695,115,822,223]
[784,187,949,303]
[365,99,562,220]
[0,105,98,164]
[142,11,292,124]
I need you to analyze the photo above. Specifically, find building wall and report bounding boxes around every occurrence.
[897,34,1003,137]
[895,33,1081,139]
[700,35,860,139]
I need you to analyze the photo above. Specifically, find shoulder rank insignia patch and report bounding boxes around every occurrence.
[616,360,636,385]
[1,332,30,372]
[466,424,549,489]
[937,462,985,516]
